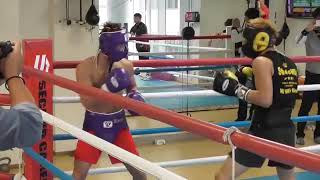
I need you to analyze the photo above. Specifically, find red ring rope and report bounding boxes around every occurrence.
[19,66,320,172]
[129,35,231,41]
[53,56,320,69]
[0,172,14,180]
[0,94,10,106]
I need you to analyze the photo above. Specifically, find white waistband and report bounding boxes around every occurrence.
[86,109,124,116]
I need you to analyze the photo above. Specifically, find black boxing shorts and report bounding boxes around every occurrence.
[229,108,295,169]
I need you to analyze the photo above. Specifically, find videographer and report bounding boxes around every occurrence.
[0,40,42,151]
[295,8,320,145]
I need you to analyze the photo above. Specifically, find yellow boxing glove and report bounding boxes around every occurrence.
[224,70,239,81]
[239,66,253,78]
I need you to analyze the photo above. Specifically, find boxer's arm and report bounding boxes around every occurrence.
[244,57,273,108]
[76,62,98,109]
[130,25,136,35]
[120,60,137,91]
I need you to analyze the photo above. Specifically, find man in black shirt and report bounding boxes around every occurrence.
[130,13,150,60]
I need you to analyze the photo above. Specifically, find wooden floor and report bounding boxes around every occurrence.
[52,100,318,179]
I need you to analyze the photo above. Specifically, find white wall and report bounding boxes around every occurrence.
[200,0,247,59]
[19,0,52,39]
[0,0,20,40]
[200,0,247,38]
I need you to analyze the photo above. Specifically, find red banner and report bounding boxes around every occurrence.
[23,40,53,180]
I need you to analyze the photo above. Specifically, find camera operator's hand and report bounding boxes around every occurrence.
[0,41,14,60]
[1,41,22,79]
[305,20,316,32]
[0,41,35,106]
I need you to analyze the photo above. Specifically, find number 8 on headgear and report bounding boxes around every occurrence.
[241,24,275,59]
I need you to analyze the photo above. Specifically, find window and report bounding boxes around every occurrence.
[166,0,178,9]
[99,0,108,27]
[99,0,182,56]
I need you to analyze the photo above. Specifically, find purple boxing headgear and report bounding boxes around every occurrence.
[99,30,128,62]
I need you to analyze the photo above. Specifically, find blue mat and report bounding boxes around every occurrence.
[246,172,320,180]
[136,77,237,110]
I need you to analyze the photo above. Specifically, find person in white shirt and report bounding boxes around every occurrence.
[295,7,320,145]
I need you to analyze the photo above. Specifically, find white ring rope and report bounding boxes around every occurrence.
[166,71,215,81]
[130,40,229,51]
[141,71,320,89]
[128,51,228,56]
[67,144,320,175]
[52,84,320,104]
[41,111,186,180]
[298,84,320,91]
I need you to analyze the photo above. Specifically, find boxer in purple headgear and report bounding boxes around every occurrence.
[72,22,146,180]
[99,28,128,63]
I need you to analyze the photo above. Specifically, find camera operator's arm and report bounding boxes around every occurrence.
[3,41,35,106]
[0,103,42,150]
[0,41,42,150]
[296,21,315,45]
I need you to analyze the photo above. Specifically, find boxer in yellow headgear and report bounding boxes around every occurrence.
[214,18,298,180]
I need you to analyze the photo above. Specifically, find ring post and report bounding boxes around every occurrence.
[23,39,54,180]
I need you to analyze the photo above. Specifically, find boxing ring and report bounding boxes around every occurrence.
[3,35,320,180]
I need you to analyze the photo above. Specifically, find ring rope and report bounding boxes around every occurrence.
[52,115,320,141]
[21,66,320,172]
[22,139,320,177]
[134,66,228,74]
[21,112,320,176]
[66,144,320,175]
[129,34,231,41]
[30,84,320,104]
[130,40,229,51]
[52,56,320,69]
[23,148,72,180]
[41,110,185,180]
[129,51,226,56]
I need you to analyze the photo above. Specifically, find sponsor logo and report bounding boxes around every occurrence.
[103,121,113,128]
[34,54,50,72]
